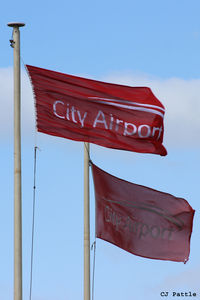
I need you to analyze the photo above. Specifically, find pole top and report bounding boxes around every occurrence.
[7,22,25,28]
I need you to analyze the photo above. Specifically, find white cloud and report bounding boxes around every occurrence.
[102,72,200,148]
[0,68,14,137]
[1,68,200,148]
[0,67,35,139]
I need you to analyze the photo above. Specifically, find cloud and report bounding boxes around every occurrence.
[101,72,200,148]
[0,67,14,137]
[0,67,35,139]
[1,67,200,148]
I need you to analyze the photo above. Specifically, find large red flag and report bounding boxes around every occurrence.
[26,65,167,156]
[92,163,195,262]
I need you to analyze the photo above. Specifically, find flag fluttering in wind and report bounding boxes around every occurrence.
[26,65,167,156]
[92,163,195,262]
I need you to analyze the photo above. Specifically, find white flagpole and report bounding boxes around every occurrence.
[84,142,90,300]
[7,22,25,300]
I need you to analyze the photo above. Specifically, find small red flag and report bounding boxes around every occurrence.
[92,163,195,262]
[26,65,167,156]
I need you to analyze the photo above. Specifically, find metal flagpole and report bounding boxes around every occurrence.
[7,22,25,300]
[84,142,90,300]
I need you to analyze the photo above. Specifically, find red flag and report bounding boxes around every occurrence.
[26,65,167,156]
[92,163,195,262]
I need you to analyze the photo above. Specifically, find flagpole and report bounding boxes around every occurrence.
[7,22,25,300]
[84,142,90,300]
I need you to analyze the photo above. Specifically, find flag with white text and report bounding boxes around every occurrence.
[26,65,167,155]
[92,163,194,262]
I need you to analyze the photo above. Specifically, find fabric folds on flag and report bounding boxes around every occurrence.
[26,65,167,156]
[92,163,195,262]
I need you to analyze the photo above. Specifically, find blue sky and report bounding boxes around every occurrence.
[1,1,200,300]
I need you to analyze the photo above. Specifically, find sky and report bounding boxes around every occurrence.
[1,0,200,300]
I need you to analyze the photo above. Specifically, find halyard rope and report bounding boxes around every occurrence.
[29,145,38,300]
